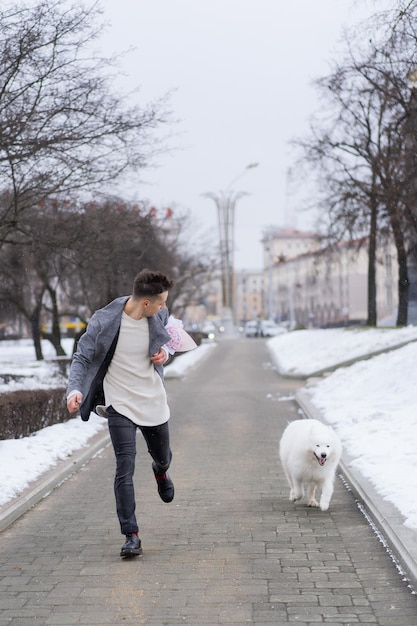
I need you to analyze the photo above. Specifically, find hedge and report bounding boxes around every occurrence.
[0,388,67,440]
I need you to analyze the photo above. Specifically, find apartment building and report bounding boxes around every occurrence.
[185,227,397,330]
[259,228,397,328]
[234,269,265,324]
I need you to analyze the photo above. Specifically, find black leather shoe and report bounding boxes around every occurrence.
[153,467,175,503]
[120,534,142,558]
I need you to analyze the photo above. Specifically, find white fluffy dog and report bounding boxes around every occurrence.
[279,418,342,511]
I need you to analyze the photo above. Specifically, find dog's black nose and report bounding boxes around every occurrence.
[321,453,327,459]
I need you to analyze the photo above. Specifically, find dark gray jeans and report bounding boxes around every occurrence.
[107,406,172,535]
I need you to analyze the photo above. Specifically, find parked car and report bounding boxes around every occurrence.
[244,320,261,337]
[245,319,288,338]
[260,320,288,337]
[201,322,217,340]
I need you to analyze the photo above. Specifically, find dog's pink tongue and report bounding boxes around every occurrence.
[319,458,326,466]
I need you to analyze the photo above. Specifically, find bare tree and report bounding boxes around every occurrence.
[0,0,168,246]
[60,199,177,313]
[296,3,417,326]
[0,199,78,358]
[297,61,392,324]
[0,241,46,359]
[0,194,218,358]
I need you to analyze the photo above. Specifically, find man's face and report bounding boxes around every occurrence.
[143,291,168,317]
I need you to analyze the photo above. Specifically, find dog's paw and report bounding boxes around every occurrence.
[289,489,302,502]
[319,501,330,511]
[308,498,319,508]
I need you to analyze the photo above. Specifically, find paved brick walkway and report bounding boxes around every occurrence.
[0,337,416,624]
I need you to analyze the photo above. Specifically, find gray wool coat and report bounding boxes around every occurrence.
[66,296,171,421]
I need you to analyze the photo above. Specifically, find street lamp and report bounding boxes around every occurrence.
[225,162,259,190]
[203,163,259,329]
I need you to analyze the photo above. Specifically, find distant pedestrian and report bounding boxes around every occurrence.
[66,269,178,558]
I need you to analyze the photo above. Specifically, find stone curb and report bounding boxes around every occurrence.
[296,388,417,591]
[0,429,111,533]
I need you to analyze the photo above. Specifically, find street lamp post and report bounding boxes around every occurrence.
[203,163,258,330]
[204,190,246,314]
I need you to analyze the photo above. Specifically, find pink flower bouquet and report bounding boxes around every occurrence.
[165,316,197,354]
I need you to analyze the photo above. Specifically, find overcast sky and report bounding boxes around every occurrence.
[98,0,384,269]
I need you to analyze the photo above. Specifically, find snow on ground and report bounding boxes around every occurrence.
[268,325,417,377]
[0,414,107,507]
[267,327,417,530]
[1,328,417,533]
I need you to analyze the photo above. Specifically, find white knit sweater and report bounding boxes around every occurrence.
[103,312,170,426]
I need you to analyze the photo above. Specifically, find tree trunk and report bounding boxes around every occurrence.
[390,211,409,326]
[367,198,378,326]
[44,286,66,356]
[30,304,44,361]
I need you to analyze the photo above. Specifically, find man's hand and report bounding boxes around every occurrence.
[151,348,168,366]
[67,391,83,414]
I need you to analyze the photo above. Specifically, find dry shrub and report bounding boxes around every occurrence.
[0,388,67,440]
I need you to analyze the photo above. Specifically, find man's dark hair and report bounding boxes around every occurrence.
[132,269,174,299]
